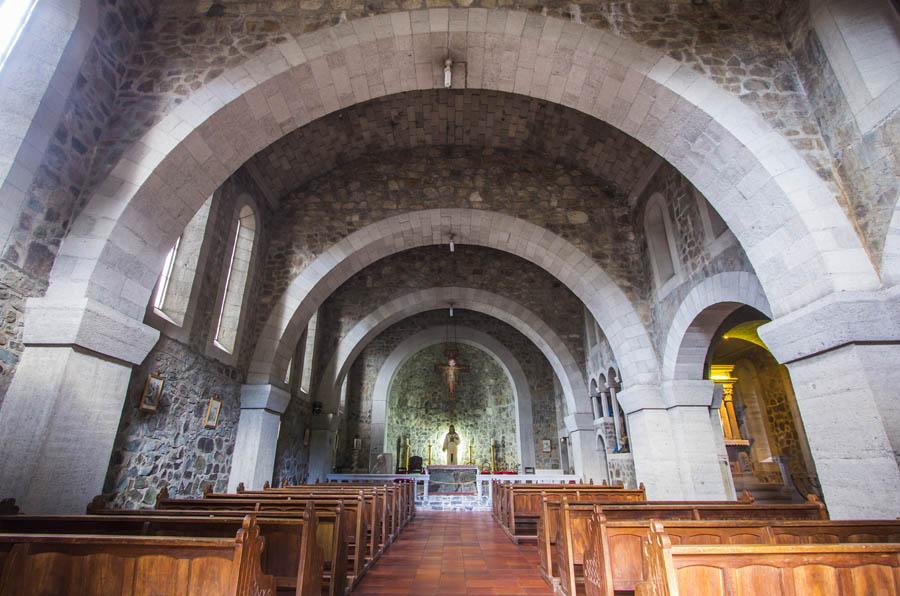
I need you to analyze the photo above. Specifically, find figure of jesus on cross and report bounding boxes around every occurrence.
[435,348,469,401]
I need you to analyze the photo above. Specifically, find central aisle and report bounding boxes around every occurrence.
[351,511,553,595]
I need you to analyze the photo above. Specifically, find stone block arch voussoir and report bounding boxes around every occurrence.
[44,8,876,352]
[313,286,590,417]
[249,210,653,395]
[662,271,772,382]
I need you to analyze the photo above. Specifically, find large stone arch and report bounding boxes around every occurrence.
[662,271,772,382]
[252,210,647,393]
[315,287,589,415]
[46,8,876,349]
[367,326,538,470]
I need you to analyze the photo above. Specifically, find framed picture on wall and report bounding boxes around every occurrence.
[542,439,552,453]
[204,396,222,429]
[139,372,165,412]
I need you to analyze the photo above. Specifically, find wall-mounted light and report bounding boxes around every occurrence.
[443,58,453,88]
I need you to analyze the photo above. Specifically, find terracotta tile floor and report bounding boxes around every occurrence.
[351,511,552,595]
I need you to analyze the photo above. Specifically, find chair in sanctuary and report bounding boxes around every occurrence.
[408,456,424,474]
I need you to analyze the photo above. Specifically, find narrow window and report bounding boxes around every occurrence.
[154,238,180,312]
[214,205,256,353]
[644,196,677,287]
[152,197,212,326]
[284,358,293,386]
[300,311,319,394]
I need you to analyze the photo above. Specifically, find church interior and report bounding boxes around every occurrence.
[0,0,899,594]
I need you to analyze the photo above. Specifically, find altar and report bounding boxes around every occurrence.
[427,465,478,495]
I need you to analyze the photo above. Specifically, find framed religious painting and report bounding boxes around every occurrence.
[204,396,222,429]
[139,372,165,412]
[542,439,552,453]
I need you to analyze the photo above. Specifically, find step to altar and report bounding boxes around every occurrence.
[416,494,491,512]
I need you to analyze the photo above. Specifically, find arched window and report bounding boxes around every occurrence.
[300,310,319,394]
[643,193,679,289]
[0,0,38,69]
[153,196,212,326]
[214,205,257,353]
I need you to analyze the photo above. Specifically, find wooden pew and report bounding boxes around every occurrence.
[183,488,384,570]
[0,506,330,596]
[0,515,276,596]
[537,492,754,589]
[632,520,900,596]
[502,485,646,543]
[552,496,829,596]
[237,485,398,548]
[147,489,373,587]
[582,513,900,596]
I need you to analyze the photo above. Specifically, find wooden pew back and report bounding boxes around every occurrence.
[0,516,276,596]
[633,521,900,596]
[583,515,900,596]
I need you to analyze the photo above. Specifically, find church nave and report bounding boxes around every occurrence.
[1,0,900,594]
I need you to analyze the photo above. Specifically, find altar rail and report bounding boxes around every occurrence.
[327,473,581,501]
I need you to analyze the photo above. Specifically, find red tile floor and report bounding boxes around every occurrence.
[351,511,553,595]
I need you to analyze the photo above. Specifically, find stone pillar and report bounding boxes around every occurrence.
[662,381,732,500]
[618,383,731,501]
[228,384,290,492]
[565,413,608,483]
[760,289,900,519]
[0,297,159,513]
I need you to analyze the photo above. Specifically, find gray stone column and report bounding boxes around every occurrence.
[618,383,731,500]
[0,297,159,513]
[617,385,683,499]
[760,289,900,519]
[565,413,608,483]
[228,384,290,492]
[661,380,732,500]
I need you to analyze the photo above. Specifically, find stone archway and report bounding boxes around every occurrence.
[43,8,875,345]
[368,326,538,472]
[662,271,772,382]
[314,287,589,415]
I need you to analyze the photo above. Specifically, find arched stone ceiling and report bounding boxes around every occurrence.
[243,89,659,207]
[310,245,589,380]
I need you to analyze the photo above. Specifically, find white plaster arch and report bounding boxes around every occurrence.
[315,286,590,415]
[369,326,537,469]
[44,8,877,367]
[662,271,772,381]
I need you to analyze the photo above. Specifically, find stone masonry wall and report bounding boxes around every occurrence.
[386,342,519,469]
[103,335,242,508]
[258,146,644,337]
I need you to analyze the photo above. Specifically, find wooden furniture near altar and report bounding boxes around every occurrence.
[427,465,478,495]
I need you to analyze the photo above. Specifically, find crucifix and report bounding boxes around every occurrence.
[435,348,469,401]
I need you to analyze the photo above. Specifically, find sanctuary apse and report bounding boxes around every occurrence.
[0,0,899,594]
